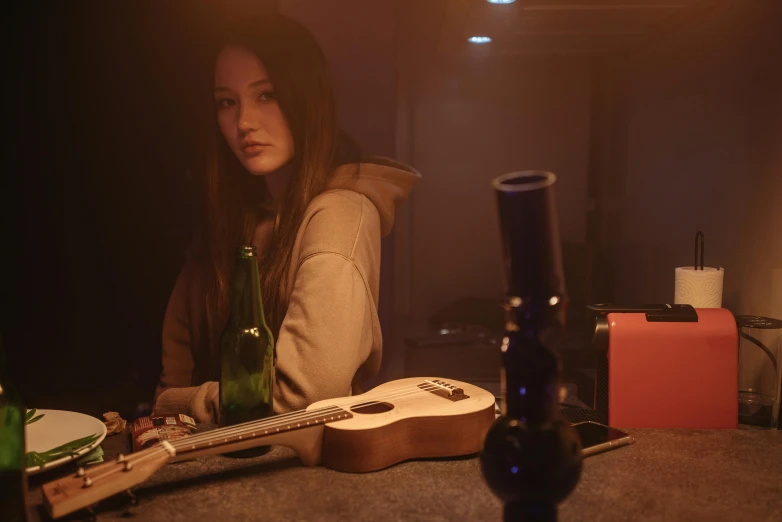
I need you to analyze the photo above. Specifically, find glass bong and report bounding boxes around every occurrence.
[480,171,583,522]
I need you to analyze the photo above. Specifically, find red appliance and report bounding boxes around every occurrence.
[588,304,738,429]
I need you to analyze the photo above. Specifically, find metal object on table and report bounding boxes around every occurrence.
[736,315,782,430]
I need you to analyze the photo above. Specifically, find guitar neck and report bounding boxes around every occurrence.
[169,405,353,462]
[42,405,353,520]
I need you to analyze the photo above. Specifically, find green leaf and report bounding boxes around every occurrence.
[26,452,47,468]
[39,434,100,455]
[76,446,104,466]
[26,414,44,425]
[25,433,100,468]
[25,408,38,423]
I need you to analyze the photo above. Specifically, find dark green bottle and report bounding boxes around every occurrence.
[219,246,275,457]
[0,337,28,522]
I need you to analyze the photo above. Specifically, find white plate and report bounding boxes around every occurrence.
[25,409,108,475]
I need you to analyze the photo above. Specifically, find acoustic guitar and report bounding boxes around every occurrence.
[42,377,496,519]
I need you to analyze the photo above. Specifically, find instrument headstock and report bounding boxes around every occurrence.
[42,443,173,519]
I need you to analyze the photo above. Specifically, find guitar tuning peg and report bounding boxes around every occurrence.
[80,506,97,522]
[125,488,139,507]
[118,488,140,518]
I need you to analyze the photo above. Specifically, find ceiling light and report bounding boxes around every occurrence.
[487,0,515,4]
[468,36,492,44]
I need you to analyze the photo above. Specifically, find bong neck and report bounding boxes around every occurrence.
[504,295,567,332]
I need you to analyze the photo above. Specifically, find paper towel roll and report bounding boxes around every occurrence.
[674,267,724,308]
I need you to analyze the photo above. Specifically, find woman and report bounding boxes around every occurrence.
[153,14,420,423]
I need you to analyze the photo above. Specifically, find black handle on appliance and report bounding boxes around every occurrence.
[587,303,698,322]
[586,304,666,318]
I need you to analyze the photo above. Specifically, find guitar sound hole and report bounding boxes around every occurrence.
[350,402,394,414]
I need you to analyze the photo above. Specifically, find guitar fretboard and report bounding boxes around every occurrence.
[169,405,353,455]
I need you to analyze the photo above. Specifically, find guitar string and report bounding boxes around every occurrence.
[81,383,439,484]
[125,381,434,461]
[168,382,448,452]
[80,380,460,484]
[164,384,440,454]
[194,377,470,447]
[167,381,445,449]
[171,405,345,450]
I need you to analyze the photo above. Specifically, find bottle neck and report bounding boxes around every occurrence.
[0,338,12,386]
[227,254,265,329]
[0,355,22,405]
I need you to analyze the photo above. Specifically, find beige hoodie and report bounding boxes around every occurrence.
[153,158,420,423]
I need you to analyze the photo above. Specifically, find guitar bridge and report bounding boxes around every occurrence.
[419,379,469,401]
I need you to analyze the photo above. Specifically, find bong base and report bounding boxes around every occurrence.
[504,502,556,522]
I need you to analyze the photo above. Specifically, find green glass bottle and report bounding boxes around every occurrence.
[0,337,29,522]
[219,246,275,457]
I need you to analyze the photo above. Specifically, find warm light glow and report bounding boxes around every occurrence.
[549,296,560,306]
[468,36,492,44]
[487,0,515,4]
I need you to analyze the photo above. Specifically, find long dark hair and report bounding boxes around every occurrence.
[199,14,359,364]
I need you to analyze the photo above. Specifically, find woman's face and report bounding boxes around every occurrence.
[213,45,295,176]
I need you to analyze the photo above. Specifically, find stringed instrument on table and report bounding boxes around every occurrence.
[42,377,496,519]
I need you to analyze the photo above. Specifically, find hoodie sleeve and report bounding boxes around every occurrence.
[152,256,222,425]
[155,258,197,398]
[273,250,378,413]
[273,190,383,412]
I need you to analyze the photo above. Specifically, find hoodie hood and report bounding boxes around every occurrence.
[327,156,421,237]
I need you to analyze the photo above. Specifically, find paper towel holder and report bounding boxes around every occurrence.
[694,231,705,270]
